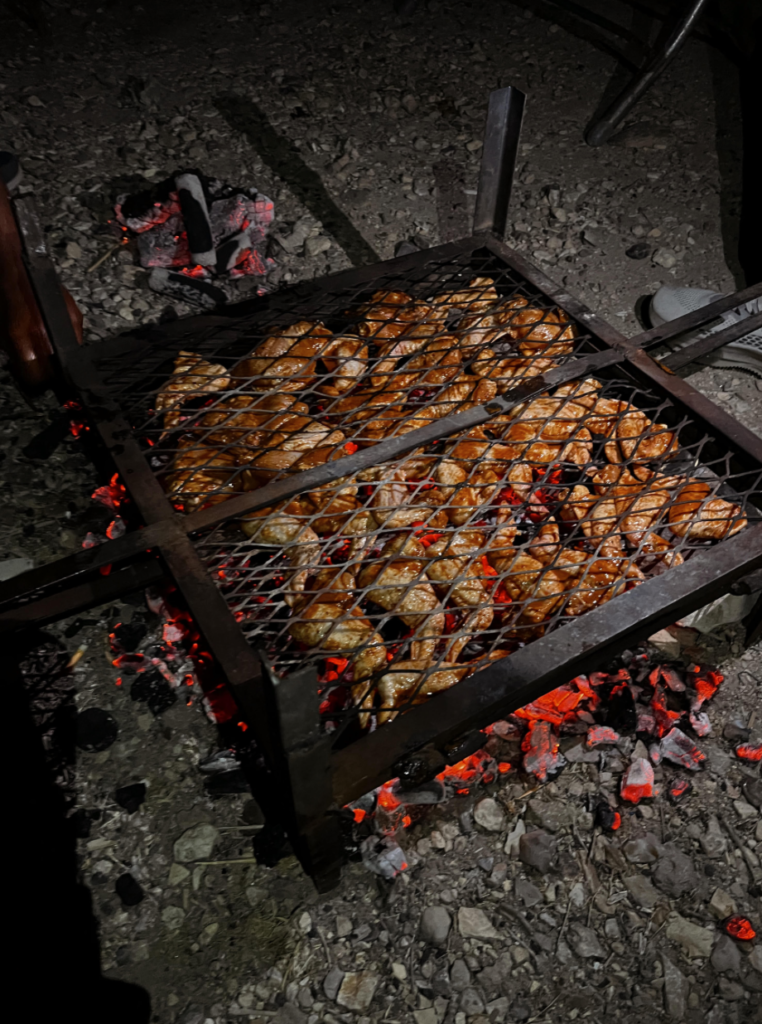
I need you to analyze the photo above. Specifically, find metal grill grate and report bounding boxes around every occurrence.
[93,245,761,736]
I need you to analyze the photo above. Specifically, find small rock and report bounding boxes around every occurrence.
[653,248,677,270]
[272,1005,307,1024]
[604,918,621,940]
[700,816,727,858]
[519,830,556,874]
[708,888,737,920]
[665,912,713,959]
[336,972,379,1012]
[527,798,572,832]
[323,967,344,1002]
[161,906,185,931]
[743,777,762,808]
[173,823,218,863]
[723,721,751,744]
[420,906,452,946]
[297,911,312,934]
[623,874,661,910]
[515,876,543,907]
[66,241,82,260]
[474,797,506,832]
[503,817,526,857]
[457,907,500,939]
[336,915,352,938]
[391,963,407,981]
[661,955,688,1019]
[460,988,485,1015]
[466,139,483,152]
[733,798,758,821]
[626,241,652,260]
[623,833,663,864]
[653,843,699,897]
[305,235,331,257]
[28,94,44,107]
[401,93,418,114]
[750,946,762,973]
[510,944,531,965]
[718,977,745,1001]
[450,958,471,992]
[167,864,190,888]
[711,934,741,974]
[413,1010,437,1024]
[569,924,605,959]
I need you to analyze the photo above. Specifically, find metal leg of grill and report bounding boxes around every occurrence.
[266,660,344,890]
[585,0,710,146]
[473,86,526,238]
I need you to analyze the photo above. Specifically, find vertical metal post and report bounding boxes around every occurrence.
[263,657,343,891]
[473,86,526,239]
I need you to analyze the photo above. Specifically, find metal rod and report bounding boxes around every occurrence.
[473,86,526,238]
[663,311,762,371]
[585,0,711,146]
[331,522,762,804]
[632,282,762,351]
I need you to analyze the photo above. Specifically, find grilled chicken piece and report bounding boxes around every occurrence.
[319,336,368,395]
[165,438,244,511]
[377,659,470,722]
[668,481,747,540]
[431,276,500,318]
[357,534,445,661]
[199,393,309,445]
[507,306,577,358]
[425,531,494,658]
[558,485,624,557]
[604,410,678,464]
[356,290,433,341]
[156,351,230,431]
[231,321,334,391]
[242,510,321,605]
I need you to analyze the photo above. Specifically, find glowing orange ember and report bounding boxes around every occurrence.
[620,758,655,803]
[724,916,756,941]
[353,807,367,824]
[611,812,622,830]
[736,744,762,762]
[344,441,359,454]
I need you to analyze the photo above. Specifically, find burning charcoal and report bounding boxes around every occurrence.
[689,710,712,736]
[115,872,144,907]
[723,915,756,941]
[735,742,762,762]
[174,173,215,267]
[594,801,622,833]
[215,230,252,275]
[115,782,146,814]
[148,267,227,309]
[659,727,706,770]
[110,621,147,653]
[518,829,556,874]
[360,835,407,879]
[521,720,566,781]
[586,725,620,749]
[668,778,692,803]
[648,742,662,764]
[620,758,655,803]
[130,668,177,714]
[392,779,446,805]
[75,707,118,751]
[606,685,637,733]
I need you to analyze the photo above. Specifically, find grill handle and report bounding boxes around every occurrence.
[473,86,526,239]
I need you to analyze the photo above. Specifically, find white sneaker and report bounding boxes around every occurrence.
[648,285,762,376]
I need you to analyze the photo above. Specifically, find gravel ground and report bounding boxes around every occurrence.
[2,1,761,1022]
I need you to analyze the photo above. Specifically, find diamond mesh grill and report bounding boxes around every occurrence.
[94,246,761,735]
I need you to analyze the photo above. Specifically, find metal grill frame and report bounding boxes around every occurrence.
[3,230,762,888]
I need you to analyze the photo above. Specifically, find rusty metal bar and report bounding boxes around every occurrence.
[331,522,762,803]
[473,86,526,238]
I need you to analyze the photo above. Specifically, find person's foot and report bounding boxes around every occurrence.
[648,285,762,376]
[0,151,22,190]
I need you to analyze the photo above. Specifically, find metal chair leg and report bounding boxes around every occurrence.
[585,0,711,147]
